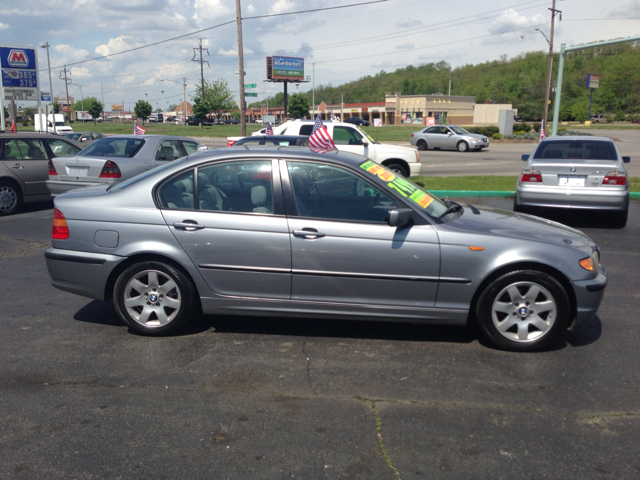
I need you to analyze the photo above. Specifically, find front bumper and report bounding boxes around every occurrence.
[46,179,103,196]
[45,247,126,300]
[516,184,629,210]
[571,268,608,329]
[409,162,423,178]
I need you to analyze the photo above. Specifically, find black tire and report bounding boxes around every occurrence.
[475,270,569,351]
[385,162,409,178]
[611,205,628,227]
[0,179,23,216]
[113,261,199,335]
[512,196,526,213]
[457,141,469,152]
[416,139,428,151]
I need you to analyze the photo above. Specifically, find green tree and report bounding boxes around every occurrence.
[192,97,209,124]
[134,100,152,125]
[287,93,310,119]
[87,99,104,124]
[192,78,236,123]
[4,106,9,119]
[53,102,60,114]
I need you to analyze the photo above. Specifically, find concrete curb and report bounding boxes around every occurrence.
[430,190,640,199]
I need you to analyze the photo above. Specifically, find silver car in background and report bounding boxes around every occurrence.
[46,134,207,196]
[410,125,489,152]
[514,136,630,226]
[45,147,607,351]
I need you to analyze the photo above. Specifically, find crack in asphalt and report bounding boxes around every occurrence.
[0,237,49,258]
[368,399,402,480]
[301,338,318,397]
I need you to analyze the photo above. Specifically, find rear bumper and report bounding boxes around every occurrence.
[516,185,629,210]
[409,162,422,178]
[46,179,103,196]
[45,247,126,300]
[571,268,608,329]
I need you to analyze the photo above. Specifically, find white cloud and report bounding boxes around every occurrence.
[488,9,545,35]
[246,4,256,14]
[608,0,640,16]
[0,22,9,29]
[396,18,422,28]
[396,43,415,50]
[95,36,135,57]
[270,0,296,15]
[192,0,232,25]
[53,44,91,64]
[69,67,92,78]
[174,12,186,21]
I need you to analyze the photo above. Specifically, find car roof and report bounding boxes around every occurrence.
[99,134,201,141]
[539,135,614,143]
[0,132,76,139]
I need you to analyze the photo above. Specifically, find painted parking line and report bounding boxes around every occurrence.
[465,163,481,165]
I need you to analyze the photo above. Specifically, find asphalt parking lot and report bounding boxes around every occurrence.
[1,198,639,479]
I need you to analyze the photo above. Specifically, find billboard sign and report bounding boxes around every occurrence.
[267,56,304,81]
[586,74,600,89]
[1,45,39,102]
[111,104,123,111]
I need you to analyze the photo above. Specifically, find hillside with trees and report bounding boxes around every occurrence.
[251,40,640,122]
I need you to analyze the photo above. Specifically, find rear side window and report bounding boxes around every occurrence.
[299,125,314,136]
[4,139,48,159]
[155,140,183,161]
[1,139,22,159]
[181,141,199,155]
[534,140,618,160]
[158,170,195,210]
[44,138,82,157]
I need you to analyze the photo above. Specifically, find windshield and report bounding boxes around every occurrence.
[78,137,145,158]
[450,126,470,135]
[55,122,67,126]
[356,126,377,144]
[65,134,81,141]
[358,160,449,219]
[533,140,618,161]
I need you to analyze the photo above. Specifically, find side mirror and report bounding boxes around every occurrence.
[361,139,369,146]
[622,156,630,163]
[522,154,529,161]
[387,208,413,228]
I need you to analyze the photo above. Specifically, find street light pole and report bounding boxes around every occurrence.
[39,42,55,132]
[161,91,165,114]
[312,63,315,117]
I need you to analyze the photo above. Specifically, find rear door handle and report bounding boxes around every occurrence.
[11,164,23,169]
[293,229,326,238]
[173,221,205,231]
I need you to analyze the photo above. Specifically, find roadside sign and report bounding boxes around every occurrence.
[41,91,51,102]
[586,74,600,89]
[244,83,256,89]
[244,92,258,97]
[1,45,39,101]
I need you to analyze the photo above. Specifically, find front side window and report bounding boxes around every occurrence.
[155,140,183,161]
[198,160,273,214]
[333,126,363,145]
[287,162,395,223]
[78,138,144,158]
[44,138,82,157]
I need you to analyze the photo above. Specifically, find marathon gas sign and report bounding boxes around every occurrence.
[1,47,36,70]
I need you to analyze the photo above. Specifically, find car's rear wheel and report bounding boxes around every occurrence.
[416,139,428,151]
[385,162,409,178]
[611,205,628,227]
[114,261,198,335]
[457,141,469,152]
[512,196,526,213]
[0,180,23,216]
[476,270,569,351]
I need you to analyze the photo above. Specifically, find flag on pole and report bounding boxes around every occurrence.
[10,120,16,133]
[308,114,335,153]
[134,121,146,135]
[520,34,526,39]
[540,119,546,140]
[265,122,274,135]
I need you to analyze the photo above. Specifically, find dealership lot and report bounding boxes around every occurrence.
[1,197,639,478]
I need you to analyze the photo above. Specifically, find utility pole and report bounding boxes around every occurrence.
[59,66,72,128]
[236,0,246,136]
[192,39,209,104]
[183,77,187,123]
[543,0,562,134]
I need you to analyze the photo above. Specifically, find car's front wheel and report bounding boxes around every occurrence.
[384,162,409,178]
[114,261,198,335]
[0,180,22,216]
[457,141,469,152]
[416,139,428,151]
[476,270,569,351]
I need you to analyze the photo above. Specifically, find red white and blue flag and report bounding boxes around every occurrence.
[265,122,274,135]
[134,122,145,135]
[308,114,335,153]
[540,119,546,140]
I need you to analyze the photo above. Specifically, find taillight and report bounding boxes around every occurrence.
[227,140,236,147]
[603,171,626,185]
[48,159,57,176]
[99,160,121,178]
[52,209,69,239]
[521,169,542,182]
[411,133,414,137]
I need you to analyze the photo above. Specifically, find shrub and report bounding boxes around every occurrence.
[465,126,499,136]
[519,122,531,132]
[514,130,527,136]
[492,132,503,140]
[531,122,541,132]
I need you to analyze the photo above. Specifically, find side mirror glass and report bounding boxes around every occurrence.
[522,154,529,161]
[622,156,630,163]
[387,208,413,228]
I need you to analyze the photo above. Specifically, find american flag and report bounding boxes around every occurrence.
[540,119,546,140]
[265,122,274,135]
[134,122,146,135]
[308,114,335,153]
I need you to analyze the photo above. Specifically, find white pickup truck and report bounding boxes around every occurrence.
[228,120,422,178]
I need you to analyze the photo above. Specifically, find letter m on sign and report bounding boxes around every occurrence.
[8,50,29,68]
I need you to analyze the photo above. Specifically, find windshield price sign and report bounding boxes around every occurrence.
[1,45,40,102]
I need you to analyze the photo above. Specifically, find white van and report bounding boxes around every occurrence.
[34,114,74,134]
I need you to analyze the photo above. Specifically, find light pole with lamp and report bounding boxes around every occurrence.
[161,90,165,115]
[71,82,83,121]
[39,42,55,132]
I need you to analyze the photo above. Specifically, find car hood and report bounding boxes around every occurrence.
[438,204,595,251]
[462,133,488,140]
[370,142,417,157]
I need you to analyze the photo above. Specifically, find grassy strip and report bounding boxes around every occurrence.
[413,175,640,193]
[61,122,264,137]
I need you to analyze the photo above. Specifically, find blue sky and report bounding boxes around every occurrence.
[1,0,638,111]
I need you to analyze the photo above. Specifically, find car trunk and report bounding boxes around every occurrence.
[533,160,619,187]
[51,155,110,183]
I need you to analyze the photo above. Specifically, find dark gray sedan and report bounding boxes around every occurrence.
[410,125,489,152]
[45,148,607,351]
[63,131,106,147]
[46,134,207,196]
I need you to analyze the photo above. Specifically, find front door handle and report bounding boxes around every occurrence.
[173,221,204,231]
[293,229,326,239]
[11,164,24,169]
